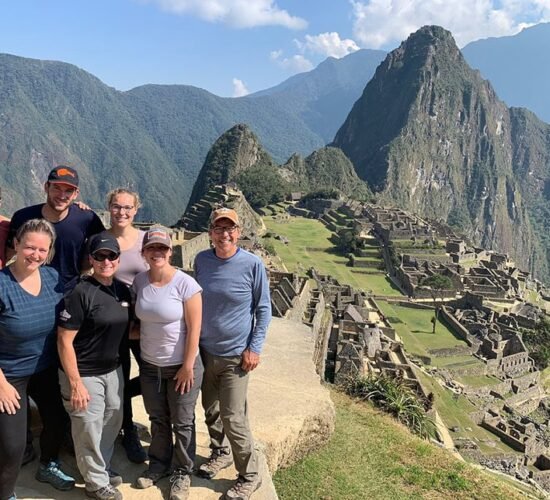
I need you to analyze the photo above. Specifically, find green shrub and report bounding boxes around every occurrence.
[342,374,437,440]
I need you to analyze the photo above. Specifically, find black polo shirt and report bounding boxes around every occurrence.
[59,276,131,376]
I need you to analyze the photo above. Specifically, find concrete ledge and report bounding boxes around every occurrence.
[16,317,334,499]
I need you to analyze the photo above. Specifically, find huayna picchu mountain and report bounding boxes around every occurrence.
[333,25,550,281]
[187,124,372,213]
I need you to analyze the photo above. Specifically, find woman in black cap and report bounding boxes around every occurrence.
[57,232,131,500]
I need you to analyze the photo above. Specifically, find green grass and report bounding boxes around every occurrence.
[415,371,518,455]
[455,374,501,388]
[264,216,402,296]
[274,391,527,499]
[376,302,467,356]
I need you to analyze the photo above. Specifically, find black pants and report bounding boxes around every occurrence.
[120,338,142,431]
[0,365,66,500]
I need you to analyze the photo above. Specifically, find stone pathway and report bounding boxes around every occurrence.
[16,317,334,499]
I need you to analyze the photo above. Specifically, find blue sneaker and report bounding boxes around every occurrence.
[35,461,75,491]
[7,494,16,500]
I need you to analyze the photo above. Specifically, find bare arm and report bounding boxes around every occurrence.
[57,327,90,410]
[0,368,20,415]
[173,292,202,394]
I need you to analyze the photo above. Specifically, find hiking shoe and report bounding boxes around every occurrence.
[108,469,122,487]
[35,461,75,491]
[85,484,122,500]
[121,425,147,463]
[197,450,233,479]
[223,475,262,500]
[22,441,36,466]
[169,469,191,500]
[135,469,170,489]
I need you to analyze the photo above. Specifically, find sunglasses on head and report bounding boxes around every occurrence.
[91,251,119,262]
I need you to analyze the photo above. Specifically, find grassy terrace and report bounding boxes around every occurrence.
[415,371,518,455]
[274,391,526,499]
[264,216,402,296]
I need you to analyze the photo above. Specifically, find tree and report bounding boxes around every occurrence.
[420,274,454,333]
[523,317,550,369]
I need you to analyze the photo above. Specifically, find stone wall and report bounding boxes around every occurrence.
[172,232,211,270]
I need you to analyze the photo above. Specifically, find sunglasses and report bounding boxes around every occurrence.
[91,251,120,262]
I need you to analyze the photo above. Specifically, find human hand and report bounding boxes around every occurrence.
[74,201,91,211]
[241,349,260,372]
[71,380,90,411]
[174,365,194,394]
[0,380,21,414]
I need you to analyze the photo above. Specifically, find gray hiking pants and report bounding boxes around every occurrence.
[200,349,258,480]
[59,367,123,491]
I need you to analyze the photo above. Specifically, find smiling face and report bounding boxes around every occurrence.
[89,250,120,280]
[142,243,172,269]
[209,218,241,259]
[45,182,79,213]
[14,231,53,272]
[109,192,137,229]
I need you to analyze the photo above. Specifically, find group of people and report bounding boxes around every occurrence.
[0,166,272,500]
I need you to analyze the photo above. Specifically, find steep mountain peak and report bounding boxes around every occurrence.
[332,25,550,279]
[186,124,276,209]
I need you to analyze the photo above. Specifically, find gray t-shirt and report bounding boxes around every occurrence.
[133,270,202,366]
[115,230,148,286]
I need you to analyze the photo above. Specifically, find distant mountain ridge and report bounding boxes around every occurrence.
[0,49,384,222]
[462,22,550,124]
[333,26,550,281]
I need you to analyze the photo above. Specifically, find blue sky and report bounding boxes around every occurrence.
[1,0,549,97]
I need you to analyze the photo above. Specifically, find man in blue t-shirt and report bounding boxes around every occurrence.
[6,166,105,293]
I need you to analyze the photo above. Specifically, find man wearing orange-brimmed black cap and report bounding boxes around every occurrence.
[6,165,105,292]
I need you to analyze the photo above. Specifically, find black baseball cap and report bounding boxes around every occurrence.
[47,166,79,188]
[88,232,120,256]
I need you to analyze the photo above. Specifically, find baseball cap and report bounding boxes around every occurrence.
[47,166,79,188]
[143,226,172,249]
[88,232,120,256]
[210,207,240,226]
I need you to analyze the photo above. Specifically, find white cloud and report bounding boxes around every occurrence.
[232,78,249,97]
[141,0,307,29]
[350,0,550,49]
[270,50,314,73]
[295,32,360,58]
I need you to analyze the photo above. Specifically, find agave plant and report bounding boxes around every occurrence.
[342,374,437,440]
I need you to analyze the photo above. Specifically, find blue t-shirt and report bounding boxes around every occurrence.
[194,248,271,357]
[0,266,64,378]
[8,204,105,292]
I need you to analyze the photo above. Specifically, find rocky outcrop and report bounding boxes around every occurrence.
[333,25,550,280]
[186,124,277,210]
[280,146,372,200]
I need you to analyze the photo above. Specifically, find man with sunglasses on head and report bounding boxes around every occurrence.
[57,232,131,500]
[194,208,271,500]
[6,165,105,293]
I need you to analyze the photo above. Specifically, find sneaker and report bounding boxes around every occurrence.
[107,469,123,487]
[197,450,233,479]
[85,484,122,500]
[121,425,147,463]
[21,441,36,466]
[135,469,170,489]
[169,469,191,500]
[35,461,75,491]
[223,475,262,500]
[7,494,16,500]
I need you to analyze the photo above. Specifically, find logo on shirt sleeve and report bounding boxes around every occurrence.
[59,309,72,322]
